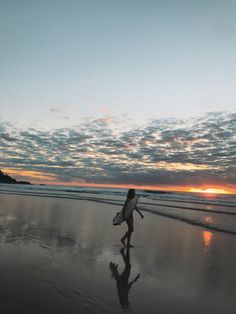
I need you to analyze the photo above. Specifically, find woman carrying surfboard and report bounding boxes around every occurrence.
[120,189,144,247]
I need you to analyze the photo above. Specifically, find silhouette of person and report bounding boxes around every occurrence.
[120,189,144,247]
[109,247,140,309]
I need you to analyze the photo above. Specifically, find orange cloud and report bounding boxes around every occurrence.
[154,162,218,171]
[3,168,57,183]
[93,117,113,124]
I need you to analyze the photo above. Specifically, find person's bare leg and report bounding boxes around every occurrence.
[127,218,134,247]
[120,220,130,246]
[127,231,132,247]
[120,232,127,246]
[127,231,134,247]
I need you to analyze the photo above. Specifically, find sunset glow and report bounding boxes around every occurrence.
[2,168,236,195]
[0,1,236,312]
[188,187,233,194]
[3,168,57,183]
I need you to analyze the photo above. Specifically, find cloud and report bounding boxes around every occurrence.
[50,108,60,113]
[92,117,114,124]
[0,111,235,187]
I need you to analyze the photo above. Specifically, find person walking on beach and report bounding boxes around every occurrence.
[120,189,144,247]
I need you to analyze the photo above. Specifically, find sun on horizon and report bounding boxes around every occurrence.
[188,187,231,195]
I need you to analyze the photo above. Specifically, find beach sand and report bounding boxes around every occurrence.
[0,193,236,313]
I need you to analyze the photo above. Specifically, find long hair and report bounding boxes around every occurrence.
[127,188,135,199]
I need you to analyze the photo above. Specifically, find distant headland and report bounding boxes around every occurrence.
[0,170,31,185]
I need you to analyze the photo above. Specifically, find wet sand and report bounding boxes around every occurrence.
[0,193,236,313]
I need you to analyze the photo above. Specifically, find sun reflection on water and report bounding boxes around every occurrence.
[204,216,214,224]
[203,230,213,248]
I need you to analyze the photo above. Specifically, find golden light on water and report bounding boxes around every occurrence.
[203,231,213,248]
[204,216,214,224]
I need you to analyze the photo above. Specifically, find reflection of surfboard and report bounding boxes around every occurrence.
[113,195,139,225]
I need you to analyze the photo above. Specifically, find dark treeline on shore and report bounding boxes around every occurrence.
[0,170,31,185]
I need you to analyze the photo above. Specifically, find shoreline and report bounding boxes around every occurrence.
[0,193,236,312]
[1,189,236,237]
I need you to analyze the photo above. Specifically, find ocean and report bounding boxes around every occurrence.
[1,183,236,235]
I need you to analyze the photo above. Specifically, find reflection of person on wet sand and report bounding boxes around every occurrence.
[121,189,144,247]
[109,247,140,310]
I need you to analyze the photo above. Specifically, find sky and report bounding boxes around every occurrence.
[0,0,236,192]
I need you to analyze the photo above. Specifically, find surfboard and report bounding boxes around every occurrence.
[113,195,139,225]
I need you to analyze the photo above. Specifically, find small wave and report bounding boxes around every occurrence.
[145,195,236,208]
[0,189,124,206]
[140,206,236,236]
[139,201,236,216]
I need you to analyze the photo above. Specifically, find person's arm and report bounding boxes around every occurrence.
[128,274,141,289]
[135,207,144,219]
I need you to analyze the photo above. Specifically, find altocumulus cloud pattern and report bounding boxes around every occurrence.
[0,112,235,188]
